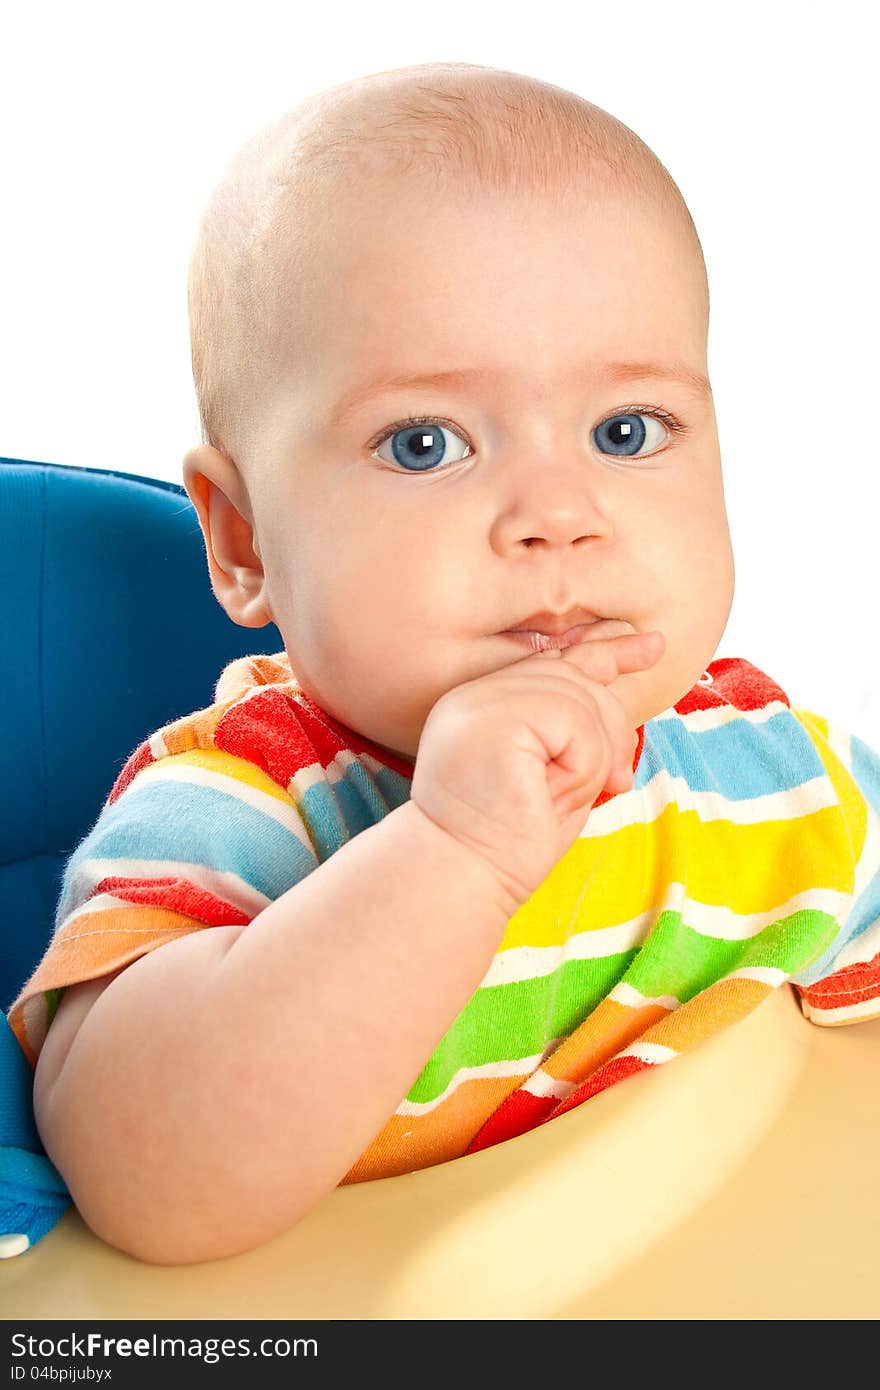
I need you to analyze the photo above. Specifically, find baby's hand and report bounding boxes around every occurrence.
[411,623,665,909]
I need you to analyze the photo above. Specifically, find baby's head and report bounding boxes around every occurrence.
[182,62,734,761]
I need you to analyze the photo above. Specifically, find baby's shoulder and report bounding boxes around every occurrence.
[106,650,321,803]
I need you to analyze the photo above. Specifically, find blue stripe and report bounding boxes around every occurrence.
[852,734,880,817]
[791,858,880,984]
[298,762,412,855]
[793,731,880,985]
[371,763,413,812]
[301,777,366,850]
[639,709,824,799]
[55,775,318,924]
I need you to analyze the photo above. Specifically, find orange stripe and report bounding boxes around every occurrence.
[541,997,671,1084]
[7,908,212,1067]
[11,906,206,1010]
[637,976,773,1051]
[342,1071,530,1182]
[160,706,225,755]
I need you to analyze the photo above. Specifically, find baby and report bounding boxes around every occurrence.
[7,61,880,1266]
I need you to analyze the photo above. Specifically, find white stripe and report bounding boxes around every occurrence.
[360,750,406,779]
[824,718,852,775]
[818,712,880,970]
[148,729,170,759]
[834,804,880,970]
[289,762,330,798]
[725,965,788,988]
[835,916,880,970]
[481,913,653,988]
[290,750,401,805]
[521,1070,576,1101]
[651,700,790,733]
[130,760,313,850]
[395,1052,547,1117]
[609,981,679,1010]
[324,747,364,786]
[669,885,848,942]
[582,782,646,833]
[855,792,880,901]
[800,994,880,1025]
[479,883,851,990]
[619,1040,677,1065]
[221,678,285,710]
[590,765,837,835]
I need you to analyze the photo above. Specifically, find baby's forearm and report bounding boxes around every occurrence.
[43,800,518,1264]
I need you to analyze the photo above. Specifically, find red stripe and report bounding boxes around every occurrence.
[296,691,416,779]
[215,689,328,789]
[108,740,155,803]
[467,1053,658,1154]
[545,1054,652,1120]
[465,1090,556,1153]
[795,952,880,1010]
[215,686,416,792]
[91,875,251,926]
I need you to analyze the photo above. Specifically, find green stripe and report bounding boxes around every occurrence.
[407,951,636,1104]
[625,906,841,1002]
[405,904,842,1105]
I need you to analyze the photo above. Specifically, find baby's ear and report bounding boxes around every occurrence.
[180,445,274,629]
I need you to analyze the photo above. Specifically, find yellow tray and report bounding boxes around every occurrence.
[3,986,878,1319]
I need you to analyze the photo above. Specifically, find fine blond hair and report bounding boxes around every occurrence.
[186,61,707,482]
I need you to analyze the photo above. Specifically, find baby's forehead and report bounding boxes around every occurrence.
[189,65,706,477]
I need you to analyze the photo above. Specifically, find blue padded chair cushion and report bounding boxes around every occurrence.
[0,456,283,1256]
[0,456,283,1011]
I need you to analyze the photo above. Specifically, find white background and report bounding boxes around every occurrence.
[2,0,878,748]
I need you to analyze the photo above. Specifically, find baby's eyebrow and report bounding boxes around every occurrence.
[330,359,712,425]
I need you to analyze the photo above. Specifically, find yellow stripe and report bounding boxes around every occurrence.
[501,797,854,950]
[149,747,295,805]
[794,707,868,866]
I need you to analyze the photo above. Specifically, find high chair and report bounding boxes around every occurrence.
[1,457,877,1318]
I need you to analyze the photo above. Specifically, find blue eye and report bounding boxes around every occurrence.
[372,418,472,472]
[371,407,682,472]
[592,411,672,457]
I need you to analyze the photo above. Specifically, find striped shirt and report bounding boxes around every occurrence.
[7,651,880,1181]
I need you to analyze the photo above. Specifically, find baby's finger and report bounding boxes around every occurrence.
[561,628,665,682]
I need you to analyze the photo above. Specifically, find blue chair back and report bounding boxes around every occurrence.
[0,457,283,1010]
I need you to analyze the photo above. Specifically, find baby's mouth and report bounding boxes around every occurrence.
[501,618,630,653]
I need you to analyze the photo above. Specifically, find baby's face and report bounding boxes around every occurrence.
[189,177,734,763]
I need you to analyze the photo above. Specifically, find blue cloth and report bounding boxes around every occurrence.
[0,1012,70,1256]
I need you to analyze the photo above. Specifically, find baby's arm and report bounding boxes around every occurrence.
[33,800,517,1266]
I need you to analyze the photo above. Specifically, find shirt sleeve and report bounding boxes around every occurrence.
[5,740,319,1069]
[787,707,880,1026]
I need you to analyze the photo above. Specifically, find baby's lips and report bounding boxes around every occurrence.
[578,618,637,641]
